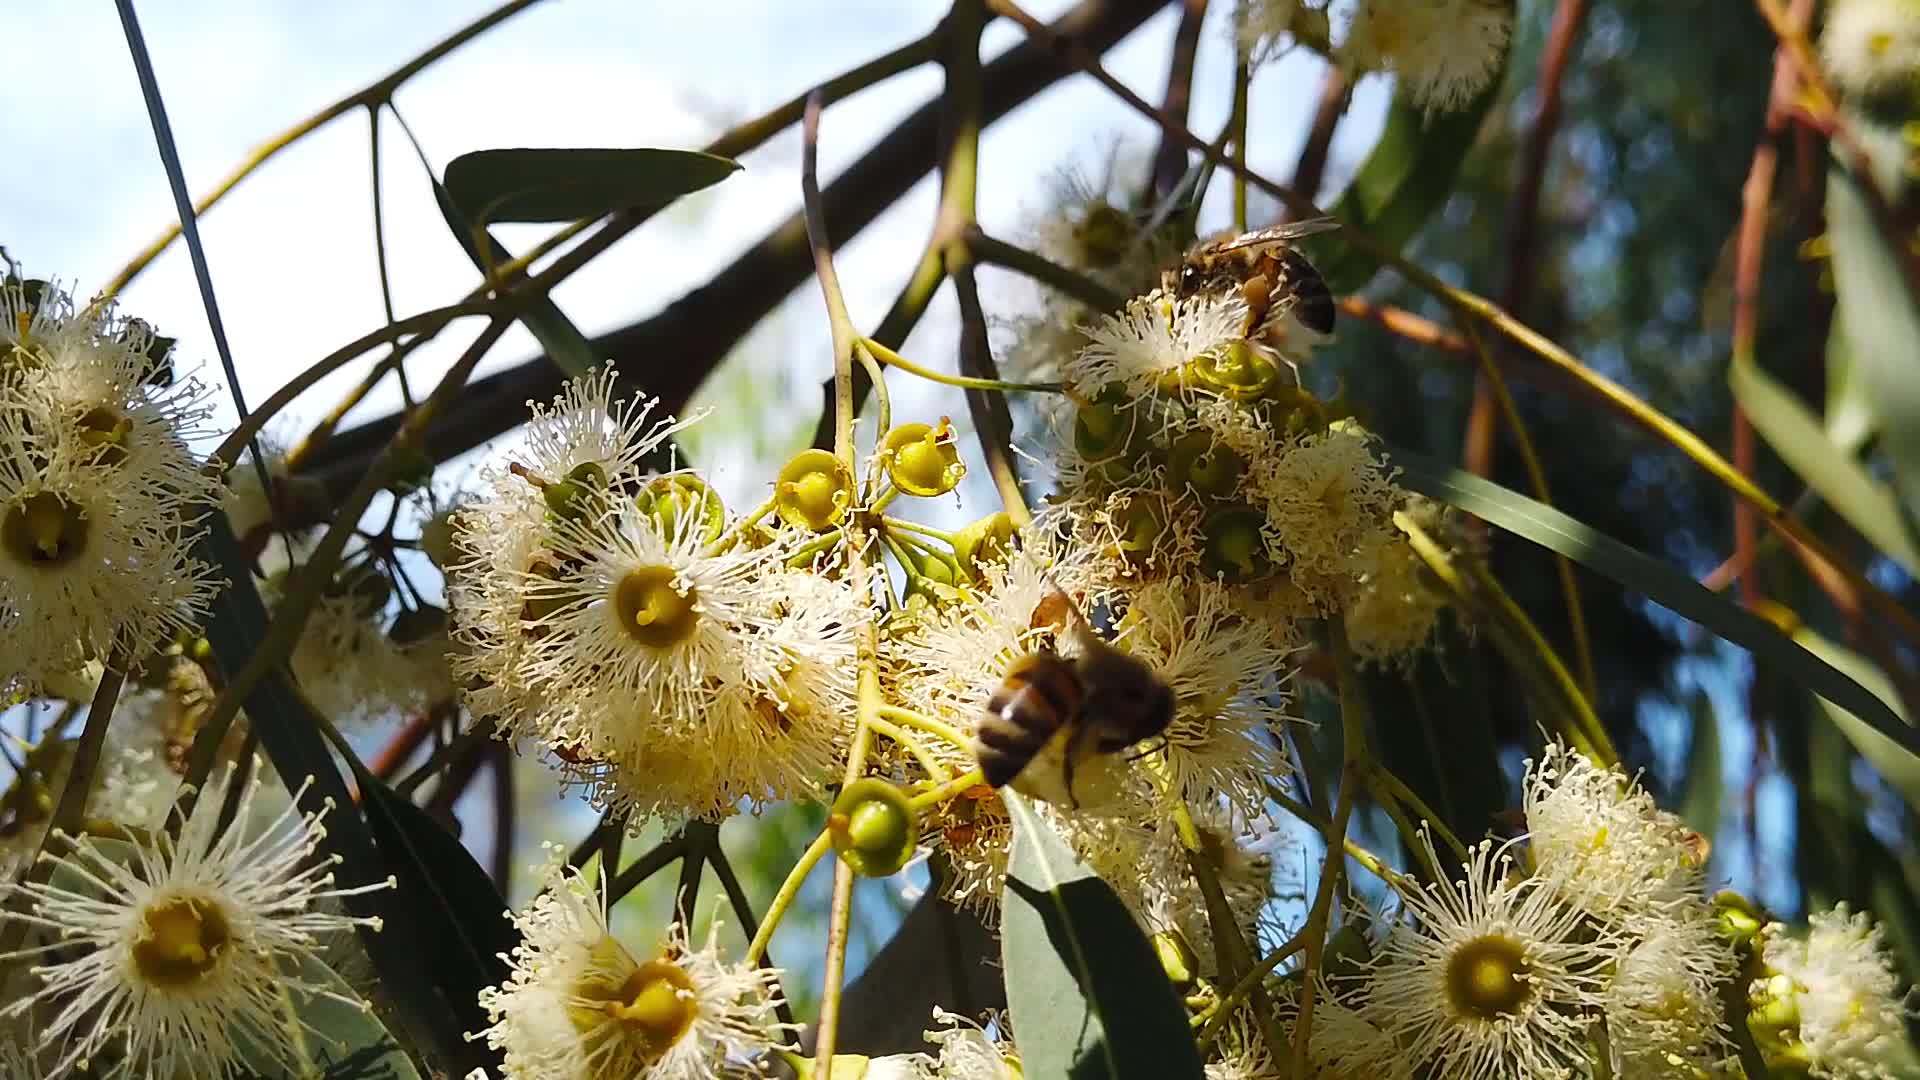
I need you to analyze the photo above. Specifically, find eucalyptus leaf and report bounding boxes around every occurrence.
[998,792,1205,1080]
[1729,358,1920,576]
[1318,0,1514,294]
[1794,629,1920,812]
[235,952,423,1080]
[195,516,474,1064]
[1823,321,1876,454]
[358,773,518,1045]
[1386,446,1918,756]
[443,147,740,225]
[1825,121,1920,523]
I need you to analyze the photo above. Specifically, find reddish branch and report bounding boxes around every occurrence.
[1463,0,1589,479]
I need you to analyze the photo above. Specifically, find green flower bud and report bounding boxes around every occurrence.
[1193,340,1285,399]
[776,449,855,531]
[1201,505,1271,582]
[635,472,726,544]
[1167,433,1244,500]
[1153,930,1198,990]
[419,509,460,570]
[1111,495,1168,562]
[1714,890,1766,945]
[1072,385,1135,465]
[881,419,965,497]
[544,461,609,521]
[953,511,1018,579]
[829,778,920,878]
[1075,201,1135,267]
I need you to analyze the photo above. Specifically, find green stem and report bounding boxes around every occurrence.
[867,715,952,781]
[875,703,973,751]
[1195,932,1308,1047]
[862,336,1062,394]
[881,516,959,544]
[746,828,833,966]
[1291,617,1367,1073]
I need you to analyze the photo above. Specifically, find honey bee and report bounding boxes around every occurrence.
[974,591,1175,806]
[1165,218,1340,342]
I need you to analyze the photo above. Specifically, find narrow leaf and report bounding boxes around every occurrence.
[358,774,519,1044]
[195,516,474,1063]
[999,792,1205,1080]
[237,953,424,1080]
[444,147,740,224]
[1729,358,1920,576]
[1386,446,1918,756]
[1794,629,1920,812]
[1823,321,1876,454]
[429,179,599,378]
[1318,1,1513,294]
[1826,122,1920,522]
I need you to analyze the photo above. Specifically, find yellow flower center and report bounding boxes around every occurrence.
[1445,933,1534,1019]
[76,406,133,466]
[605,959,699,1060]
[131,894,232,989]
[613,565,699,649]
[3,492,90,568]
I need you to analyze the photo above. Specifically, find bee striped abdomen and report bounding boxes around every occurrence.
[975,653,1084,788]
[1277,247,1336,335]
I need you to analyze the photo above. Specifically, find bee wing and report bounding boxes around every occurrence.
[1209,218,1342,253]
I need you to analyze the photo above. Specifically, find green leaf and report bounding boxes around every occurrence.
[998,792,1205,1080]
[1318,3,1513,294]
[1729,358,1920,576]
[236,952,424,1080]
[429,178,599,379]
[1823,321,1876,454]
[1386,446,1919,757]
[1825,122,1920,522]
[358,773,519,1045]
[443,147,740,225]
[195,516,475,1065]
[1794,628,1920,811]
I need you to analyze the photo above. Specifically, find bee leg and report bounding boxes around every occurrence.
[1239,275,1272,338]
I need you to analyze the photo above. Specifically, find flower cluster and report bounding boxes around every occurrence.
[0,278,219,699]
[448,368,862,822]
[1185,744,1919,1080]
[1235,0,1512,114]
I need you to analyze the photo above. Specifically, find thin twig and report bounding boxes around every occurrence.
[106,0,550,296]
[1149,0,1210,200]
[1289,65,1350,205]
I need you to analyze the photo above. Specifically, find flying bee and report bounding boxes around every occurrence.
[1165,218,1340,343]
[973,589,1175,808]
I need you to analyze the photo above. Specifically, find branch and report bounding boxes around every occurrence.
[293,0,1171,511]
[1148,0,1209,200]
